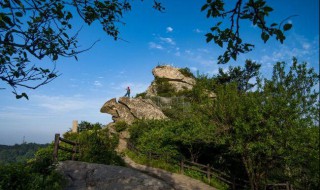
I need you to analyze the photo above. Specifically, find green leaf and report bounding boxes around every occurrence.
[263,6,273,12]
[205,33,213,43]
[48,73,56,79]
[15,12,23,17]
[15,93,28,100]
[270,23,278,27]
[231,52,237,60]
[53,54,58,61]
[283,23,292,31]
[261,32,269,43]
[13,71,19,78]
[21,93,29,100]
[201,4,209,11]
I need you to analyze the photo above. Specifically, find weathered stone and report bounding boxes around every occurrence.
[57,161,173,190]
[100,97,167,124]
[152,65,196,85]
[145,65,196,97]
[100,98,135,124]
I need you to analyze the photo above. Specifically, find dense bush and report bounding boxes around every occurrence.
[154,77,176,97]
[0,153,65,190]
[114,121,128,133]
[77,121,103,132]
[128,61,319,190]
[179,67,195,78]
[0,121,125,190]
[63,125,124,166]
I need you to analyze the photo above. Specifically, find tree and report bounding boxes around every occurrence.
[214,59,261,91]
[212,58,319,190]
[0,0,164,98]
[202,0,294,64]
[77,121,103,132]
[1,0,293,99]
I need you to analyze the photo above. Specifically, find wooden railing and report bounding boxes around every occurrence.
[265,182,293,190]
[180,159,249,189]
[127,141,248,189]
[53,133,79,162]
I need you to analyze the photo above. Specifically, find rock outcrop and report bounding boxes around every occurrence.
[57,160,173,190]
[146,65,196,97]
[100,97,167,124]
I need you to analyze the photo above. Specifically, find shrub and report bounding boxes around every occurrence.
[0,160,65,190]
[135,92,147,98]
[114,121,128,133]
[154,77,176,97]
[179,67,195,78]
[78,121,102,132]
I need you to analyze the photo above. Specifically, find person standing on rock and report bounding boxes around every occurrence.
[124,86,130,98]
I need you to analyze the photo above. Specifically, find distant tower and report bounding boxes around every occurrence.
[22,136,26,144]
[72,120,78,133]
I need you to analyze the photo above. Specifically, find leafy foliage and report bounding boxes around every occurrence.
[202,0,294,64]
[0,0,163,98]
[63,123,124,166]
[77,121,103,132]
[0,162,65,190]
[179,67,195,78]
[114,121,128,133]
[214,59,261,91]
[128,60,319,190]
[0,144,66,190]
[212,58,319,189]
[154,77,176,97]
[1,0,293,98]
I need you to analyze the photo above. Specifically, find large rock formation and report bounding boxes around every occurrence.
[57,160,173,190]
[100,97,167,124]
[146,65,196,97]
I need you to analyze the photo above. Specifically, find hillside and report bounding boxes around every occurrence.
[98,63,319,190]
[0,143,49,164]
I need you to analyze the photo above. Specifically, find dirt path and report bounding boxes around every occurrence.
[117,138,217,190]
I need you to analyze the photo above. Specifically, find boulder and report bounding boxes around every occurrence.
[57,160,173,190]
[100,97,167,124]
[146,65,196,96]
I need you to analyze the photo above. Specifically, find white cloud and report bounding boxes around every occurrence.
[149,42,164,50]
[35,95,88,113]
[197,48,210,53]
[166,26,173,33]
[174,51,181,56]
[259,34,319,72]
[194,28,203,33]
[94,80,102,87]
[159,37,175,45]
[302,43,310,50]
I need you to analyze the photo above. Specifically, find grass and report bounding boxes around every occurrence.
[125,150,180,173]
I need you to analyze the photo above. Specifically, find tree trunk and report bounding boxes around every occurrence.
[242,154,260,190]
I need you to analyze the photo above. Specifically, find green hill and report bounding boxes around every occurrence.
[0,143,49,164]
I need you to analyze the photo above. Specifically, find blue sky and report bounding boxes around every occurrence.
[0,0,319,145]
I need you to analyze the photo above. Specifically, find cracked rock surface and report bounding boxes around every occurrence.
[146,65,196,96]
[100,97,167,124]
[57,160,173,190]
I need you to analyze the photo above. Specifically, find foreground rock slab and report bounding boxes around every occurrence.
[57,161,174,190]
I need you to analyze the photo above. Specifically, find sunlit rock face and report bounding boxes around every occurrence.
[100,97,167,124]
[146,65,196,97]
[57,160,173,190]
